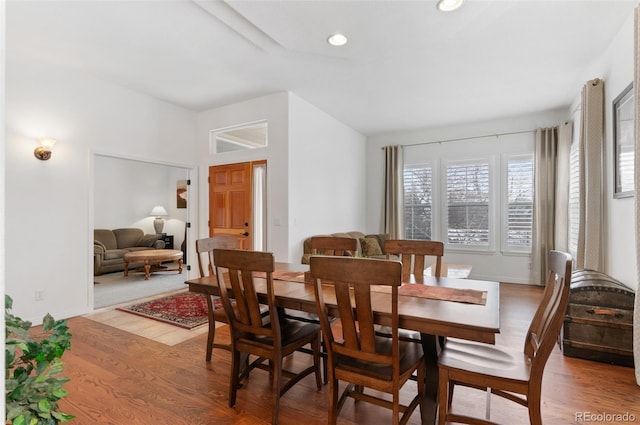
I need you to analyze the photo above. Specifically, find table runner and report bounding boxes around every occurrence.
[370,283,487,305]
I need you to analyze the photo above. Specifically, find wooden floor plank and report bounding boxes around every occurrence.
[53,283,640,424]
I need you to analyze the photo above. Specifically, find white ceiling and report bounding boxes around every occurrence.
[6,0,637,136]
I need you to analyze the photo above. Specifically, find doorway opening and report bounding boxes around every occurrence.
[92,153,192,309]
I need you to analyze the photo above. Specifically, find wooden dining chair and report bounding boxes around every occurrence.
[195,234,239,362]
[384,239,444,281]
[213,249,322,425]
[310,256,425,425]
[310,236,358,257]
[437,250,572,425]
[380,239,445,343]
[289,235,358,382]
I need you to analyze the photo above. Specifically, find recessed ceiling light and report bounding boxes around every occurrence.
[327,33,348,47]
[437,0,464,12]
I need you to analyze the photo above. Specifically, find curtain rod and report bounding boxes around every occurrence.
[381,129,535,149]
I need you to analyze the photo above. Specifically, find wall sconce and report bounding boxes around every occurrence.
[150,205,169,234]
[34,138,57,161]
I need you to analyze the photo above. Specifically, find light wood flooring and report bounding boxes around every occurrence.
[59,283,640,424]
[85,289,211,346]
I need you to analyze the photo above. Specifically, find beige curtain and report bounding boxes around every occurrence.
[531,127,558,285]
[554,122,573,253]
[383,145,404,239]
[576,78,604,270]
[633,5,640,386]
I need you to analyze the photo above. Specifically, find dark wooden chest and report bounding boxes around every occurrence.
[560,269,635,367]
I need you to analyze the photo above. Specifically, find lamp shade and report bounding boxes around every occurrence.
[150,206,168,217]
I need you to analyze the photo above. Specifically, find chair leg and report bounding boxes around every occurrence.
[528,393,542,425]
[272,357,283,425]
[229,349,241,408]
[392,391,400,425]
[328,374,339,425]
[205,296,216,362]
[313,335,322,389]
[437,368,449,425]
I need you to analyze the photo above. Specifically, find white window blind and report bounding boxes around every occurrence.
[404,166,432,240]
[568,139,580,258]
[446,160,490,246]
[506,156,533,250]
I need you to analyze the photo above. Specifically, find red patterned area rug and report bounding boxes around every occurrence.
[117,292,221,329]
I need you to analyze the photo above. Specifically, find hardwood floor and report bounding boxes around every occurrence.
[57,283,639,424]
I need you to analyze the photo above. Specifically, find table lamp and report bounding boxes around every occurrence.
[150,205,168,234]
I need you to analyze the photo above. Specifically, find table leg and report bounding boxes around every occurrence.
[124,261,129,277]
[420,333,440,425]
[144,261,151,280]
[178,259,183,274]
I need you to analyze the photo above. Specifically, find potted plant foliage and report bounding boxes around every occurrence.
[5,295,74,424]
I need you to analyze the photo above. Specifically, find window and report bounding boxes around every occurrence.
[568,137,580,258]
[505,155,533,251]
[445,159,490,247]
[404,165,432,240]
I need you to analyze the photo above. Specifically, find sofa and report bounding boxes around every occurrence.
[300,231,389,264]
[94,228,165,275]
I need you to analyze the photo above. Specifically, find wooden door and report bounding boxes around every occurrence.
[209,162,251,249]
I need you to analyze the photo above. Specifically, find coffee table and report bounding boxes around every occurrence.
[123,249,183,280]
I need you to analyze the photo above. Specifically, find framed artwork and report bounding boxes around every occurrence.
[613,82,635,198]
[177,180,187,208]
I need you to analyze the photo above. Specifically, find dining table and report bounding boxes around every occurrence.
[186,261,500,425]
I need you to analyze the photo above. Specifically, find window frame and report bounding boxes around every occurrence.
[403,161,436,241]
[441,156,496,253]
[501,152,534,255]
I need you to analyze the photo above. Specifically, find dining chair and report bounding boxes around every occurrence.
[288,235,358,382]
[310,235,358,257]
[437,250,573,425]
[195,234,239,362]
[380,239,445,344]
[384,239,444,281]
[213,249,322,425]
[310,256,425,425]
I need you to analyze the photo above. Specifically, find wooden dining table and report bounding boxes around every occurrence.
[186,262,500,425]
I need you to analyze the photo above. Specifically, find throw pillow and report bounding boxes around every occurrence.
[360,237,383,257]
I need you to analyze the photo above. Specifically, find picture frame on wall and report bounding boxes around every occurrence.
[177,180,187,208]
[613,82,635,198]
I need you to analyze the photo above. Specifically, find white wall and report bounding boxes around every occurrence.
[196,92,291,261]
[288,93,367,262]
[366,109,567,284]
[196,92,366,263]
[5,52,197,323]
[572,13,637,291]
[94,155,189,249]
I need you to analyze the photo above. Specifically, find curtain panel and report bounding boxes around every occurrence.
[554,122,573,253]
[576,78,604,271]
[383,145,404,239]
[532,127,558,285]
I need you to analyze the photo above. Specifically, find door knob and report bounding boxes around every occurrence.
[240,232,249,237]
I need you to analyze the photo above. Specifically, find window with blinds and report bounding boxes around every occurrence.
[446,160,490,246]
[505,155,533,251]
[403,165,432,240]
[568,138,580,258]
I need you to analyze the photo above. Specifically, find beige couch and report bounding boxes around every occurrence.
[300,231,389,264]
[94,228,165,275]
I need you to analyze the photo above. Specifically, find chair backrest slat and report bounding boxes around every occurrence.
[384,239,444,281]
